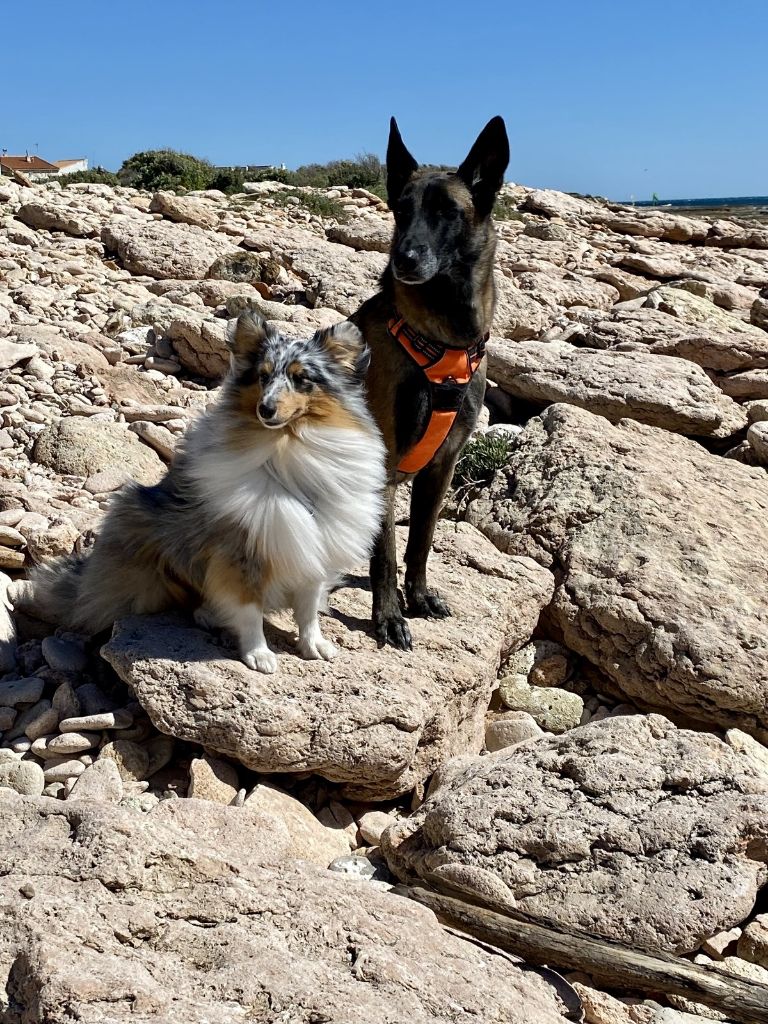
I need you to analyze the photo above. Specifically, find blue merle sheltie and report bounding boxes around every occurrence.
[26,312,386,673]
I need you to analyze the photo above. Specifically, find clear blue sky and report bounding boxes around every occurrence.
[2,0,766,201]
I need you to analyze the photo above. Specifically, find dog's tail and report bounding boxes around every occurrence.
[16,552,117,634]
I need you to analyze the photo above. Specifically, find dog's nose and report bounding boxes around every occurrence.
[394,249,421,274]
[258,401,276,420]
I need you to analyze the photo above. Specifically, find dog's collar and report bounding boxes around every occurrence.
[388,312,487,475]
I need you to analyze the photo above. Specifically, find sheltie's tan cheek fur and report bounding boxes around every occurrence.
[305,391,360,430]
[274,389,311,422]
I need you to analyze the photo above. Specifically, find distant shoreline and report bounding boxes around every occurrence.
[621,195,768,222]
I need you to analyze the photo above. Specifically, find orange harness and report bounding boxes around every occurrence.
[388,314,487,474]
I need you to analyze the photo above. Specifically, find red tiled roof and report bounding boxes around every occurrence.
[0,155,60,172]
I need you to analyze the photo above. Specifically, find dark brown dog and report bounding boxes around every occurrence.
[352,115,509,649]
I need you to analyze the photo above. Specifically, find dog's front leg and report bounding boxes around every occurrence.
[371,480,412,650]
[294,583,337,661]
[404,451,457,619]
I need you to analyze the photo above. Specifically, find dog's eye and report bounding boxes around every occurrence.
[292,372,313,393]
[258,371,270,386]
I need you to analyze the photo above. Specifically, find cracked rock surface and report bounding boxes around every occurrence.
[466,403,768,736]
[382,714,768,954]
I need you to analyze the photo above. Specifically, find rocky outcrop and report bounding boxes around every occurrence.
[102,522,554,800]
[382,715,768,954]
[486,339,747,436]
[466,404,768,737]
[32,418,165,483]
[101,217,240,279]
[0,793,570,1024]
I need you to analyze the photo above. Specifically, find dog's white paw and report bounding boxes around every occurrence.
[242,648,278,674]
[298,636,337,661]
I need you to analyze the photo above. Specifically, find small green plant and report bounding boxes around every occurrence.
[493,193,524,221]
[453,431,516,489]
[271,188,349,221]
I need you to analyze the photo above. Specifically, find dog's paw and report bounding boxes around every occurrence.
[406,587,451,619]
[242,648,278,674]
[374,610,413,651]
[297,636,338,661]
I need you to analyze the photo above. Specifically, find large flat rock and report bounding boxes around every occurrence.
[465,403,768,737]
[102,216,240,280]
[0,793,571,1024]
[487,339,746,437]
[102,522,554,800]
[382,715,768,955]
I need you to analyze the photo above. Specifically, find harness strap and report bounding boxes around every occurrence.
[388,314,487,474]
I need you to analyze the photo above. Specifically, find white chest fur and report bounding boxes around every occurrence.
[189,421,386,590]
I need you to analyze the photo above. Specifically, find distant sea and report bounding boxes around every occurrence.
[627,195,768,222]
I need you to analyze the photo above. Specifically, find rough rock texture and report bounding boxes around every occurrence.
[102,217,240,279]
[32,418,165,483]
[102,522,554,800]
[466,404,768,737]
[0,792,570,1024]
[487,339,746,437]
[382,715,768,954]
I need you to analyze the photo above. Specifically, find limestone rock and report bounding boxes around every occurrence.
[498,676,584,732]
[188,754,239,803]
[32,418,165,484]
[149,190,219,230]
[68,758,124,803]
[382,715,768,954]
[16,200,98,237]
[0,339,38,371]
[101,522,554,800]
[466,404,768,736]
[327,216,392,253]
[102,217,240,280]
[244,782,350,862]
[487,340,746,437]
[0,794,570,1023]
[738,913,768,968]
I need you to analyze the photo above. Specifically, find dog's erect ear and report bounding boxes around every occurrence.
[386,117,418,209]
[316,321,370,377]
[457,116,510,218]
[227,310,275,361]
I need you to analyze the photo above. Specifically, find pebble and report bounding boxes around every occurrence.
[0,547,24,569]
[52,681,81,720]
[59,709,133,732]
[485,710,544,752]
[0,526,25,547]
[42,782,64,798]
[0,676,44,708]
[10,737,31,753]
[68,758,124,803]
[357,810,396,846]
[187,754,239,803]
[0,706,17,731]
[145,734,175,777]
[328,854,393,884]
[701,926,742,959]
[19,882,36,899]
[498,676,584,733]
[41,636,88,674]
[0,759,45,796]
[22,701,60,742]
[44,731,100,756]
[43,758,86,783]
[75,683,116,716]
[98,740,149,782]
[738,913,768,969]
[83,468,133,493]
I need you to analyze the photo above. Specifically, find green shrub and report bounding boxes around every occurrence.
[453,431,517,488]
[493,193,524,221]
[118,149,215,192]
[59,167,120,186]
[271,189,349,221]
[286,152,385,194]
